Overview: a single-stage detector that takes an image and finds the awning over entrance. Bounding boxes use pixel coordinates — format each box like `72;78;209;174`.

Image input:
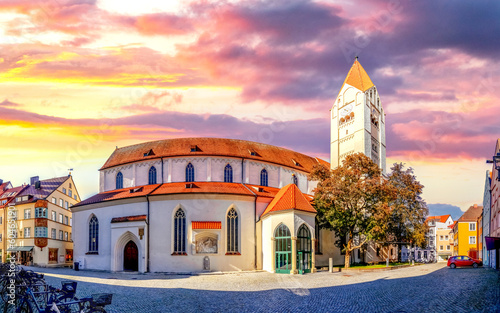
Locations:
7;246;34;252
485;236;500;250
192;221;221;229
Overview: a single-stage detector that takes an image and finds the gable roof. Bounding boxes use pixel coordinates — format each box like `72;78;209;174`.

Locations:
0;181;12;193
261;184;316;217
100;138;329;173
0;185;29;208
425;214;451;224
340;59;374;93
458;204;482;222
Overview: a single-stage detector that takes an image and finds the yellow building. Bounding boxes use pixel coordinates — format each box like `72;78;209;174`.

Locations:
1;175;80;266
436;228;453;260
453;204;482;257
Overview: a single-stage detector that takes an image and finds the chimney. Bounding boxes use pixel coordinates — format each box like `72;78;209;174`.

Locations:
30;176;39;185
473;204;478;208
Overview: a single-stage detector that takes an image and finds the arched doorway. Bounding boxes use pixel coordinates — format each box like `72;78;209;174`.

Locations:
297;224;312;274
275;224;291;274
123;240;138;271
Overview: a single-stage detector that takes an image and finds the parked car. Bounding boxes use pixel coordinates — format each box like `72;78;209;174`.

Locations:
447;256;482;268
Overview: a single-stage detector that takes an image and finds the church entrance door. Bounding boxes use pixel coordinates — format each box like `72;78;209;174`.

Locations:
123;240;138;271
297;225;312;274
275;224;291;274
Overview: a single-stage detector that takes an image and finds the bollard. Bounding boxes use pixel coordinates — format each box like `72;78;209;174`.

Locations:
329;258;333;273
412;260;414;265
386;257;389;267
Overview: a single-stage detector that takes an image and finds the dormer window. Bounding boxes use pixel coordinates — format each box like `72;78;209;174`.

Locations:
129;187;143;193
249;150;258;156
292;159;301;167
143;149;155;157
190;145;199;152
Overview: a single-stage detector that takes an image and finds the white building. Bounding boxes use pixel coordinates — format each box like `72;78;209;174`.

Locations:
331;57;386;173
72;138;322;273
72;59;387;273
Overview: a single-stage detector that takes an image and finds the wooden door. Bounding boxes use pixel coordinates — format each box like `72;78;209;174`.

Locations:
124;241;138;271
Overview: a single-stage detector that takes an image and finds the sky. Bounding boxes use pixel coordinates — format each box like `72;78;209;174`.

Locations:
0;0;498;215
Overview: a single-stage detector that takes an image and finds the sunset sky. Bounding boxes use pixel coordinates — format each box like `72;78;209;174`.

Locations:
1;0;498;215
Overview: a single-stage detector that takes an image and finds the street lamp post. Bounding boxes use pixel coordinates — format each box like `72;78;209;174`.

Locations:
486;152;500;181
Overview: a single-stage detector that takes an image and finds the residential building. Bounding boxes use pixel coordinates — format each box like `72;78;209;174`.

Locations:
482;170;491;266
436;227;454;261
0;181;28;262
487;139;500;269
453;204;482;257
1;175;80;266
413;215;454;262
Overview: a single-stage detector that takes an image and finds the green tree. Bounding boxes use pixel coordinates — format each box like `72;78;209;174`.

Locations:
310;153;392;268
385;163;428;261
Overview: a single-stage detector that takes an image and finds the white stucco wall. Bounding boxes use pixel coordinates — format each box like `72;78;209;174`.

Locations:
101;157;311;194
73;199;148;271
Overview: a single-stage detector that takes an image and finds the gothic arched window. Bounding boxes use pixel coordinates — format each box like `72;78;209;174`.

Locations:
185;163;195;182
116;172;123;189
226;208;238;253
260;169;268;187
88;215;99;253
224;164;233;183
173;208;186;254
148;166;157;185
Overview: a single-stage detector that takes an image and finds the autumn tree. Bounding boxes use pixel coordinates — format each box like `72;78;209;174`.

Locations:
310;153;393;268
385;163;428;261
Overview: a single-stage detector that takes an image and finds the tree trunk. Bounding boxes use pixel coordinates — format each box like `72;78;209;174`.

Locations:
344;238;352;268
397;243;402;263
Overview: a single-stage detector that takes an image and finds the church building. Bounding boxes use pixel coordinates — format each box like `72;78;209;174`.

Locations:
72;59;387;273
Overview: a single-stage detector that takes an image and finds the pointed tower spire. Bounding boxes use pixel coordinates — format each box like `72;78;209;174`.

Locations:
340;58;374;92
330;57;386;173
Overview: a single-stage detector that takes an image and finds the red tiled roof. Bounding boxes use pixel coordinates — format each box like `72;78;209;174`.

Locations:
73;184;161;207
425;214;451;224
261;184;316;217
100;138;329;173
192;221;221;229
151;182;254;197
0;181;11;192
111;215;147;223
449;221;457;229
74;182;315;211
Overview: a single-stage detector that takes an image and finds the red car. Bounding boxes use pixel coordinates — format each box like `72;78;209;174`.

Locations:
447;256;483;268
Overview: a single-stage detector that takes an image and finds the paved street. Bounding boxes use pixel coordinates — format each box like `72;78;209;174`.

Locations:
26;263;499;313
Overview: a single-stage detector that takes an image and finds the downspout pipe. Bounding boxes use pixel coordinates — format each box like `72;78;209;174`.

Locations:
241;160;258;270
146;183;163;273
146;194;150;273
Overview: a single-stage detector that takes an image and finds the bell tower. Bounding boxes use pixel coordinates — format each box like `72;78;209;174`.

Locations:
330;57;386;172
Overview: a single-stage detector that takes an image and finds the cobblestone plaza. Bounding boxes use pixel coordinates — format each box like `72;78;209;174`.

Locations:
24;263;499;312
